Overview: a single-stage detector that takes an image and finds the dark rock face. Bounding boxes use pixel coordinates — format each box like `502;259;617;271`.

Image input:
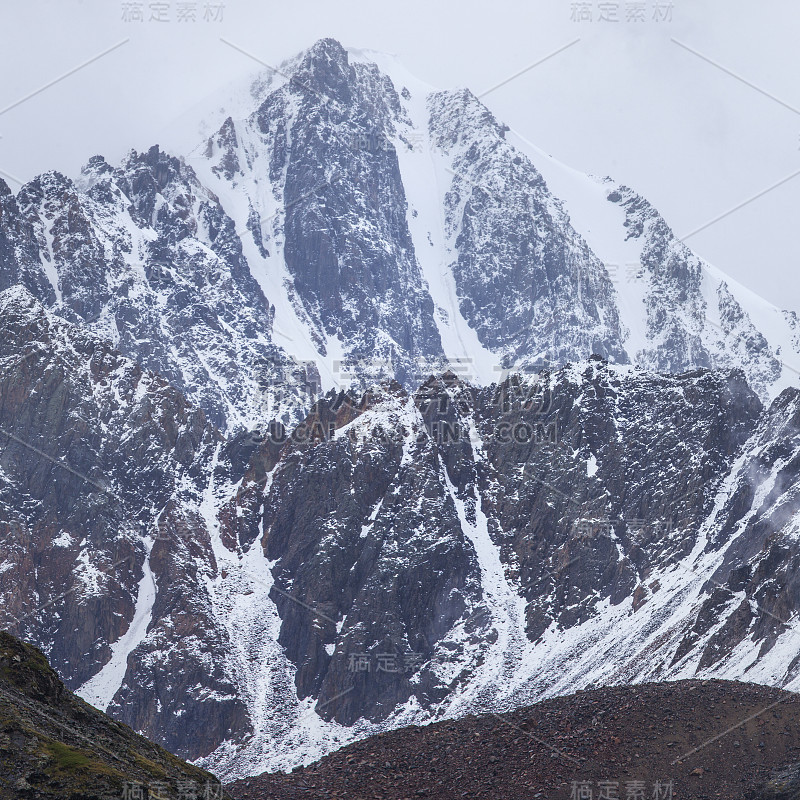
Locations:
471;362;760;640
673;385;800;679
0;178;51;303
429;90;627;367
0;630;229;800
261;384;481;725
206;38;447;388
0;287;248;760
17;169;113;322
251;361;765;731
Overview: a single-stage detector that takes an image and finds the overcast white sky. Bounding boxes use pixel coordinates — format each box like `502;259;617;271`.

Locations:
1;0;798;310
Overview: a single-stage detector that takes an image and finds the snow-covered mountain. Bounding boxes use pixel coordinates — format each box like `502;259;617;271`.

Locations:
2;37;800;781
191;37;798;404
2;37;798;433
1;150;319;433
3;286;800;779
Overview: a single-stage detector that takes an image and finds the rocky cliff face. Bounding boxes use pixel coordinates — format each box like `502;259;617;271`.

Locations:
605;184;783;397
0;286;247;759
429;88;627;368
0;181;51;304
1;149;316;434
5;287;800;779
201;38;447;392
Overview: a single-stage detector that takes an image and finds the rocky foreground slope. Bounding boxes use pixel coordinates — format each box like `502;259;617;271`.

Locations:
0;631;229;800
228;679;800;800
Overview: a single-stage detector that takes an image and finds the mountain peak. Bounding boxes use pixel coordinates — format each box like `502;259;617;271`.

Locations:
306;36;348;61
291;37;352;102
